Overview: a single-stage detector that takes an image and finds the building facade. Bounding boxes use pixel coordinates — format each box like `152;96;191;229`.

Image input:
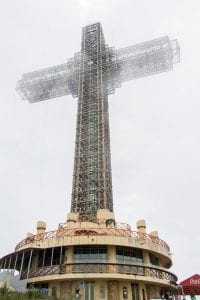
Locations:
0;212;177;299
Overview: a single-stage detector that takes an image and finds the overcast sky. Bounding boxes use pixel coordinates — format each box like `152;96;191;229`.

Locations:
0;0;199;286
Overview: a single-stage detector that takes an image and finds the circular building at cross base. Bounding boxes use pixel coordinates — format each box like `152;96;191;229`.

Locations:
0;209;178;300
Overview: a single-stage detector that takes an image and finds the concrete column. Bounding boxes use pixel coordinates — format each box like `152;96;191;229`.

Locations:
61;281;73;299
4;258;7;269
42;249;46;267
127;283;132;300
14;254;18;271
139;283;147;300
139;284;143;300
59;246;63;265
143;250;150;277
19;252;25;277
107;245;116;274
143;250;150;264
108;281;119;300
66;246;73;263
107;245;116;263
8;255;12;271
27;249;33;279
50;248;54;266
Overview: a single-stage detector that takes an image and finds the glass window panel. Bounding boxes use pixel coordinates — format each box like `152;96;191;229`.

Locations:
90;248;97;254
44;249;52;266
116;247;143;264
124;249;129;257
149;253;158;265
83;248;89;254
99;248;106;254
73;246;107;263
116;248;123;255
137;250;143;259
130;249;135;257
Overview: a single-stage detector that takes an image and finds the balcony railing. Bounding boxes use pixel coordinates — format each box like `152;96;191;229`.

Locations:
15;225;170;251
20;263;177;284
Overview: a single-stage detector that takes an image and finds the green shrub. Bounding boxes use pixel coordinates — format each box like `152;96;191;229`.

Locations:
0;287;46;300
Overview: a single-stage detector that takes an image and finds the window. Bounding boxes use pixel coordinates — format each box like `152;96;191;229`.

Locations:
74;246;107;263
131;284;139;300
52;247;64;265
44;249;52;266
149;253;159;266
116;247;143;264
37;250;44;267
37;247;65;267
123;287;128;299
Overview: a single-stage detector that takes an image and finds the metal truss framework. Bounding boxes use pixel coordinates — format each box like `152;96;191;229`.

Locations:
17;23;180;221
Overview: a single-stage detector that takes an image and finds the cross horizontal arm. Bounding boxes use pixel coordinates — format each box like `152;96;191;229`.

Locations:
108;36;180;91
16;55;81;103
16;35;180;101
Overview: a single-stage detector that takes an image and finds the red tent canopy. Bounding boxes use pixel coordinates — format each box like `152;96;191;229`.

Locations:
180;274;200;295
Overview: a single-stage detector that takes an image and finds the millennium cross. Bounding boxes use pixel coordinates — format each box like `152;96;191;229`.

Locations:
17;22;180;222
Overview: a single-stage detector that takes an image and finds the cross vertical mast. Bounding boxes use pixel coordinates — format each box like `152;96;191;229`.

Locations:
71;23;113;221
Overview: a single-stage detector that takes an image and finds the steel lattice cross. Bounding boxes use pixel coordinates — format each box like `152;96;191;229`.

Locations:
17;22;180;221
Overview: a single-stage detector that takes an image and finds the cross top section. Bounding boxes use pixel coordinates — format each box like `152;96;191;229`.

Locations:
17;23;180;221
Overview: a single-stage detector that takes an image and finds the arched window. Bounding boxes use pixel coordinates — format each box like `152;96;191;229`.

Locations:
123;287;128;299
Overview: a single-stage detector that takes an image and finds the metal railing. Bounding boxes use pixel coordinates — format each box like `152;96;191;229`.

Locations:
20;262;177;284
15;225;170;251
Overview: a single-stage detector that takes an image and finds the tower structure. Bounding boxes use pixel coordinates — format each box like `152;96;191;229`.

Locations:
0;23;180;299
71;24;113;220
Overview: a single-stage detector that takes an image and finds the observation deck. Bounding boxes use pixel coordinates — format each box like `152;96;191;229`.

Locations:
0;210;178;299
